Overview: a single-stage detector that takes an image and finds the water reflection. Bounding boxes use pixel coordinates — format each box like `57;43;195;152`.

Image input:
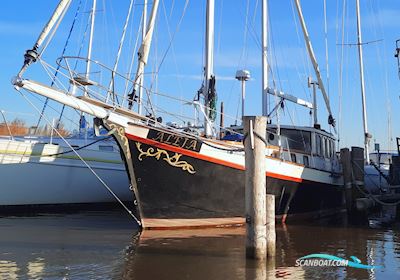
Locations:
0;260;19;279
0;211;399;279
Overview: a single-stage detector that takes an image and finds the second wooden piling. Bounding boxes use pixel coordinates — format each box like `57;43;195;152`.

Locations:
244;116;269;260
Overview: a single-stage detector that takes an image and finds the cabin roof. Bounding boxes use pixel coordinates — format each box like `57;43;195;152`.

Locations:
229;124;336;140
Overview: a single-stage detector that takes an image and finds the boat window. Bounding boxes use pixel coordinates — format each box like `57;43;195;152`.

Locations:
320;136;324;157
324;138;329;158
291;153;297;163
280;129;311;153
316;135;321;156
303;155;309;167
316;134;325;157
99;145;114;152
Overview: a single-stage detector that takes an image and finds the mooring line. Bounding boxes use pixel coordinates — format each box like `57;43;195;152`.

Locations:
15;88;142;227
351;159;400;207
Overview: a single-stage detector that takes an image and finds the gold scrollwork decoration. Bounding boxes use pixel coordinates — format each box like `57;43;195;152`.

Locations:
135;142;196;174
108;123;130;159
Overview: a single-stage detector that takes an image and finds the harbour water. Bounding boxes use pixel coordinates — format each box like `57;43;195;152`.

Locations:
0;210;399;279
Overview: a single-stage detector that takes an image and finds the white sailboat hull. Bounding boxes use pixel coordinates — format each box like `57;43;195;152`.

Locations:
0;137;132;207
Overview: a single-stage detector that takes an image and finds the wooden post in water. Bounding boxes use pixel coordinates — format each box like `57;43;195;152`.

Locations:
389;156;400;186
350;147;369;222
340;148;353;212
351;146;365;197
266;193;276;257
244;116;270;259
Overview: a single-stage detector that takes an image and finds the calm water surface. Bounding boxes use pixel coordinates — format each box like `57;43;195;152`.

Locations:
0;210;399;279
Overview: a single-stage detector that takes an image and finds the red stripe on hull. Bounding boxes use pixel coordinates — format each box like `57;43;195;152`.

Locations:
125;132;306;184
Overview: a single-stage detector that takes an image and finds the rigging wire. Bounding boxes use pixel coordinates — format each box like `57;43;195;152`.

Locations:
238;0;250;68
35;0;83;132
155;0;190;74
368;0;393;151
337;0;346;149
160;0;186;118
23;90;80;129
323;0;330;100
216;0;224;55
142;0;190;120
223;0;254;119
106;0;136;104
15;88;142;226
236;0;251;121
289;0;312;101
268;7;284;131
231;0;253;123
123;11;143;104
169;0;175;18
41;53;244;128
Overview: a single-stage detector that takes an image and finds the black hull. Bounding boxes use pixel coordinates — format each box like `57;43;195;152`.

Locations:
127;139;345;221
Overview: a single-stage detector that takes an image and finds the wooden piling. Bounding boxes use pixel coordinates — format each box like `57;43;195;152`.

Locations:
244;116;269;260
340;148;352;212
266;193;276;257
389;156;400;186
348;146;368;223
351;146;365;198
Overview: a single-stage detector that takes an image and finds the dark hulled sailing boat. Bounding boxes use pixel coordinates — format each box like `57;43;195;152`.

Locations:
13;0;344;226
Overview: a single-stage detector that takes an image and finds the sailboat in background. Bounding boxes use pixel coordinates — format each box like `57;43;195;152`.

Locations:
12;0;344;226
0;0;134;210
0;130;131;208
350;0;392;194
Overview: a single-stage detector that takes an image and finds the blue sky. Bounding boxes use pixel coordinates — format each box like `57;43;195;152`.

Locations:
0;0;399;151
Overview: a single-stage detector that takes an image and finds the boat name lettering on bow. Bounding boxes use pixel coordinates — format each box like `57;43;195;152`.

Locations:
148;130;201;152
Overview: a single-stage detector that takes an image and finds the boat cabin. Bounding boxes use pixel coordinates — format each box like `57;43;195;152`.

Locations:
226;124;339;172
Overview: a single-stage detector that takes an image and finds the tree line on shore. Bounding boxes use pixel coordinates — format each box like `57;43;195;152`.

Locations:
0;118;69;137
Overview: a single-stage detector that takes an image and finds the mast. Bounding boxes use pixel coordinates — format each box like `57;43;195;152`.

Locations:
356;0;370;163
203;0;215;137
138;0;148;115
293;0;336;131
130;0;160;111
308;77;319;127
106;0;135;104
84;0;97;93
18;0;72;77
261;0;268;116
395;39;400;79
79;0;97;138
